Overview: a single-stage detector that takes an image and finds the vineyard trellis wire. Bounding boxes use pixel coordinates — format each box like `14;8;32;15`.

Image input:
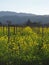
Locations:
0;20;48;43
0;23;45;43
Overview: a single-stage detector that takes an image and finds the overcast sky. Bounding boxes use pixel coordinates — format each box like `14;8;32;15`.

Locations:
0;0;49;15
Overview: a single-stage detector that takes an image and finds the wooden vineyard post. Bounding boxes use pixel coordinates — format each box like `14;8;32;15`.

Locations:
7;21;11;43
42;25;44;46
3;25;4;35
13;25;16;42
0;22;2;36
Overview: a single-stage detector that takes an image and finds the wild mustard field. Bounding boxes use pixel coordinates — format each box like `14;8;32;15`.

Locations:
0;26;49;65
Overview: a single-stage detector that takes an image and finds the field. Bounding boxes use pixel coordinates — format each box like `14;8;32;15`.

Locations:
0;26;49;65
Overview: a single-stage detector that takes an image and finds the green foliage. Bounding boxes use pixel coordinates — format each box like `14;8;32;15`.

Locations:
0;26;49;65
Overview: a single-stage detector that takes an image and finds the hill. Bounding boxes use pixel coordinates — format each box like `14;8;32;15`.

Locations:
0;11;49;25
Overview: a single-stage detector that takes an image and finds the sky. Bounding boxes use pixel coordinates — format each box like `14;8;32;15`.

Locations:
0;0;49;15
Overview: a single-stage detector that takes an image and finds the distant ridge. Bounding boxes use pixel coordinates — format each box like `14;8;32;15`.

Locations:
0;11;49;25
0;11;35;17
